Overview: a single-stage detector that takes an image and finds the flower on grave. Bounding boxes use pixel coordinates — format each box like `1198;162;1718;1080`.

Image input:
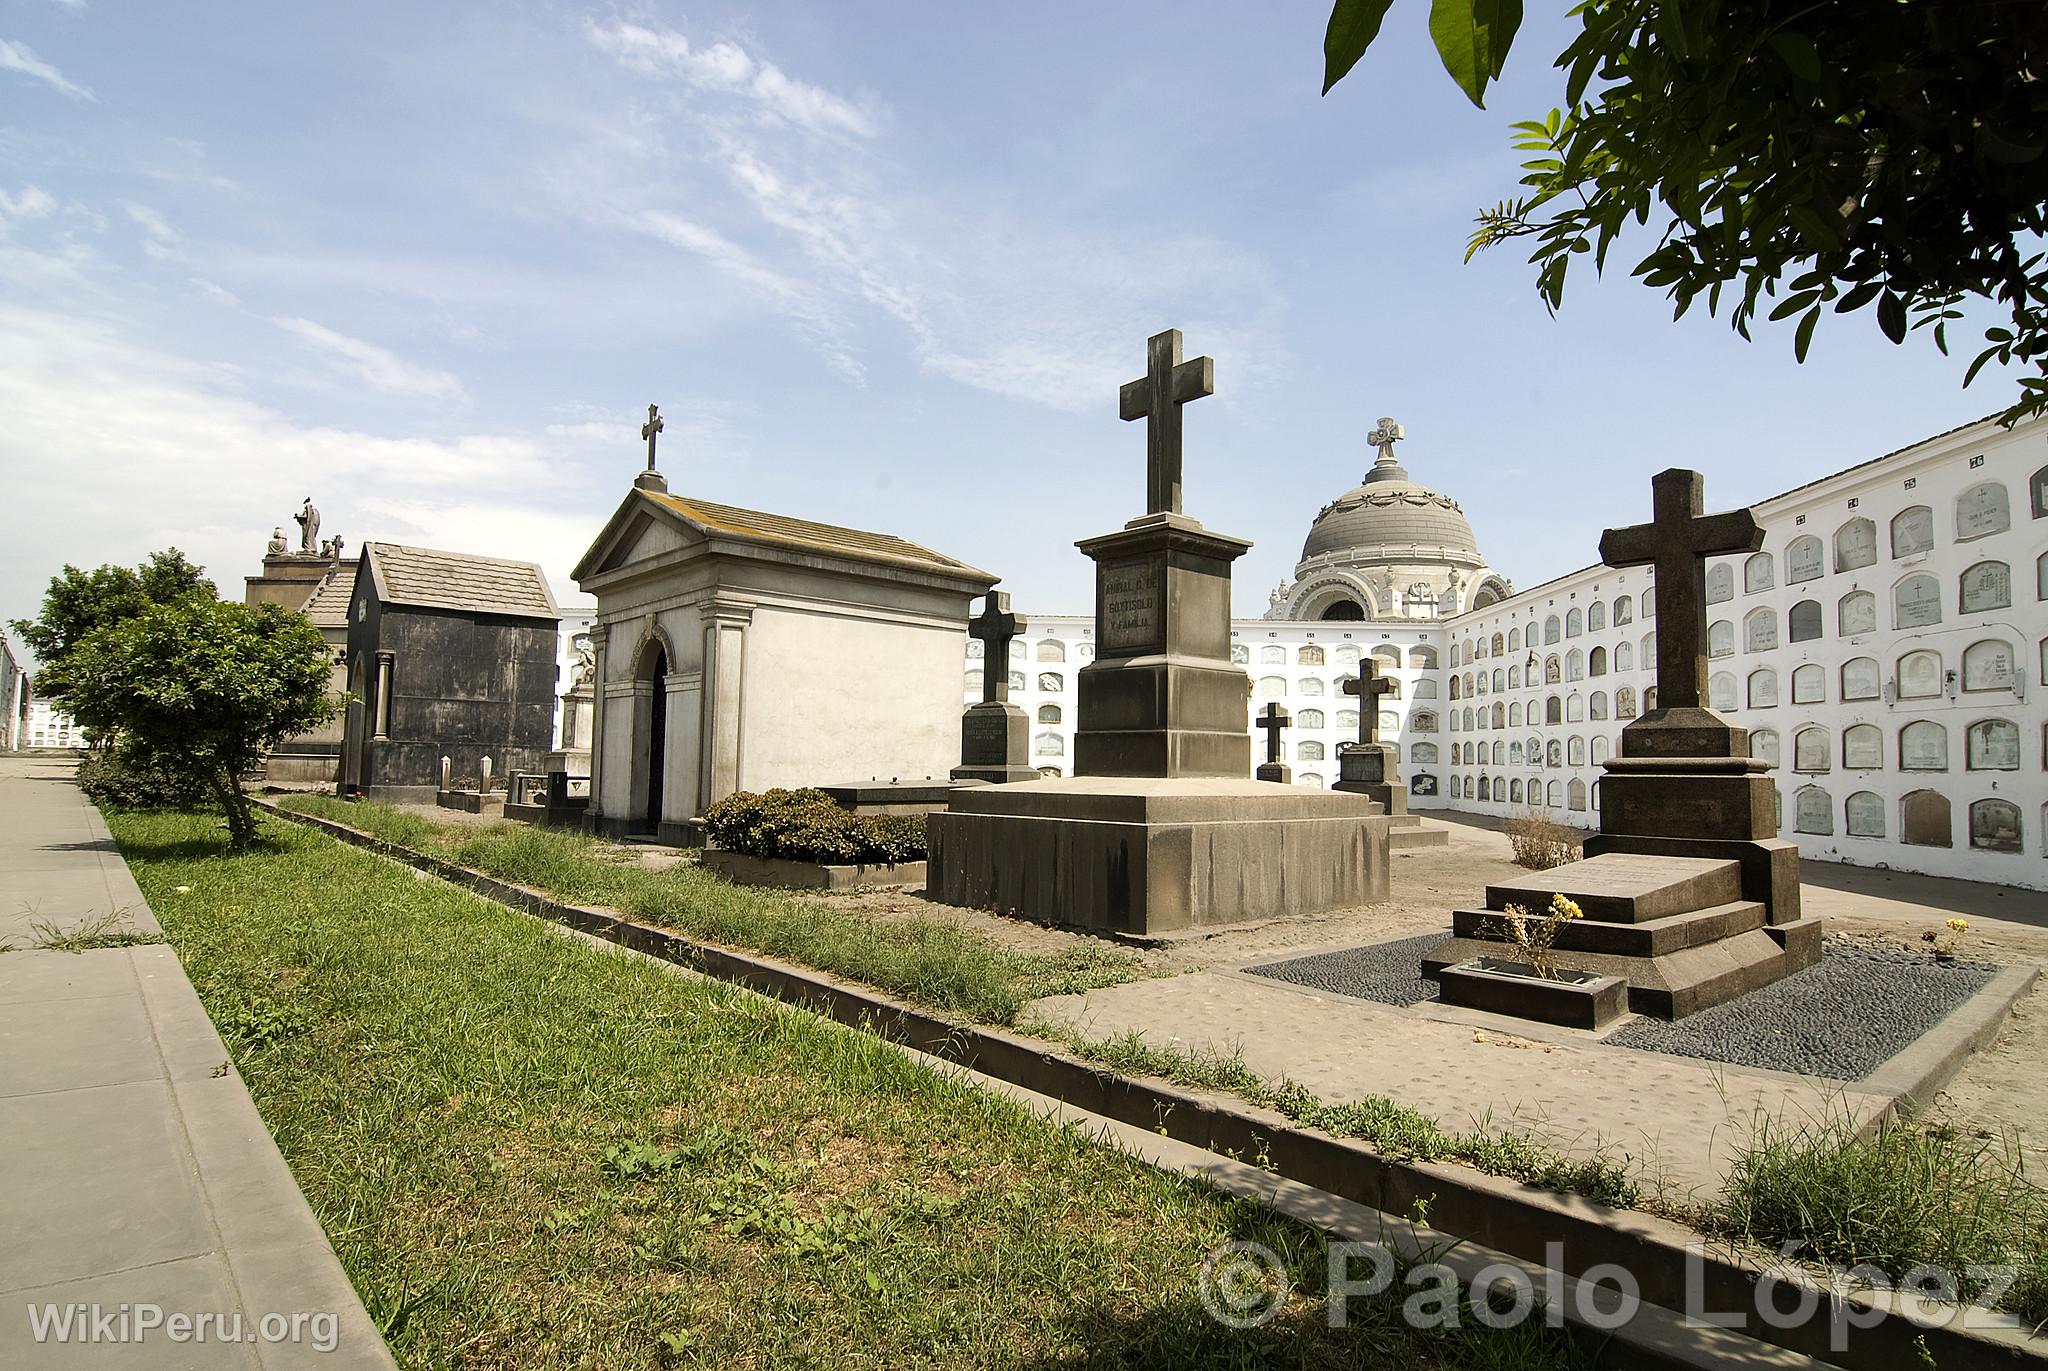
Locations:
1921;931;1938;942
1552;895;1584;921
1946;918;1969;934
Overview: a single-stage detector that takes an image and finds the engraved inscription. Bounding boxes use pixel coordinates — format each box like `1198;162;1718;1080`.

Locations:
1100;561;1160;651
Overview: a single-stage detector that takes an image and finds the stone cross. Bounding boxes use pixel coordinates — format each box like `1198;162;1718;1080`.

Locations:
1256;701;1291;766
1118;328;1214;516
1340;658;1395;745
1368;416;1405;466
969;593;1026;704
1598;468;1764;711
641;403;664;473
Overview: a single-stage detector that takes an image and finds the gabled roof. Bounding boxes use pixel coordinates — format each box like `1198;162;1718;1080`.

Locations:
573;488;996;587
360;542;560;621
299;564;358;628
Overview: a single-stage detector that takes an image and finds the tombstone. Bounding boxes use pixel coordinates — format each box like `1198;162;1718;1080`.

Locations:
1426;469;1822;1022
479;755;494;793
1787;536;1824;583
1891;505;1934;557
1899;651;1944;699
1794;786;1833;835
440;755;452;793
1955;481;2010;540
1963;641;2015;691
1834;519;1876;572
927;328;1391;933
1844;791;1884;837
1970;799;2022;853
1900;721;1948;771
1841;658;1880;700
1901;790;1953;847
1895;575;1943;628
1330;657;1442;845
1254;702;1292;783
1839;592;1877;637
1961;561;2011;614
1968;720;2019;771
952;593;1040;784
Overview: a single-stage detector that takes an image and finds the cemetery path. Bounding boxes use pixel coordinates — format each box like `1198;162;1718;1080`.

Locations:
1027;968;1892;1206
0;755;392;1371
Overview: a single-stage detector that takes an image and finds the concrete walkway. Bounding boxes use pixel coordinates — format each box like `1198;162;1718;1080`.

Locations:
0;755;393;1370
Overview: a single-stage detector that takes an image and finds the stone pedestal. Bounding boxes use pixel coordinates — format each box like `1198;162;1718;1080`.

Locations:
1073;513;1252;778
951;701;1039;784
1333;742;1448;849
927;778;1390;936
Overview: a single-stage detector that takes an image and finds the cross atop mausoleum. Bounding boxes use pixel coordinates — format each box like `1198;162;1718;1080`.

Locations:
1256;701;1291;767
969;593;1026;704
1340;657;1395;745
1118;329;1214;516
1598;468;1763;712
641;404;664;470
1368;417;1404;466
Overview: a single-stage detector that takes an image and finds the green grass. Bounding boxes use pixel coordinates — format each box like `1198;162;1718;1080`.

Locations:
114;807;1599;1370
1063;1031;1643;1209
1714;1112;2048;1324
276;795;1136;1026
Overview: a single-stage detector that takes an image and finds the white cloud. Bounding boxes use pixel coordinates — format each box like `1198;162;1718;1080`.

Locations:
121;200;181;260
0;184;57;232
271;316;468;402
0;38;93;100
583;20;877;139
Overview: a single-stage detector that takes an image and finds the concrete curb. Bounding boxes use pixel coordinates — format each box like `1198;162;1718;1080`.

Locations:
1862;964;2039;1109
259;799;2047;1371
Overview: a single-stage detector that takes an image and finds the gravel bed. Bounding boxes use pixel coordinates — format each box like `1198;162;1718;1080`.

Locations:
1608;944;2001;1081
1244;936;2001;1081
1245;932;1446;1007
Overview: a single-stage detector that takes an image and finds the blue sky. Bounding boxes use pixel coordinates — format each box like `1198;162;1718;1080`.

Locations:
0;1;2015;658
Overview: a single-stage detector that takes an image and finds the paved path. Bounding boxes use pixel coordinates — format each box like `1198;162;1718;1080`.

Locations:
0;755;393;1370
1032;970;1891;1206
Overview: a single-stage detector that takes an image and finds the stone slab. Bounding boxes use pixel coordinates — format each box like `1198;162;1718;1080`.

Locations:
1596;771;1777;841
1436;960;1628;1029
434;789;504;815
1583;832;1804;926
1424;926;1801;1020
699;849;926;891
1453;900;1766;958
1484;853;1741;923
928;779;1389;935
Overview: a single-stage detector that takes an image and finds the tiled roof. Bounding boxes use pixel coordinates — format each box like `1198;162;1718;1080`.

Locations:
298;565;357;628
645;492;982;574
362;543;559;620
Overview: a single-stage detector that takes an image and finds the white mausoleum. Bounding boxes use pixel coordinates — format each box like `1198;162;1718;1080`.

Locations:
978;415;2048;889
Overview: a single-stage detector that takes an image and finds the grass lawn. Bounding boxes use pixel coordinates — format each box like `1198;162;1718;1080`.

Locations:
114;807;1596;1370
276;794;1136;1027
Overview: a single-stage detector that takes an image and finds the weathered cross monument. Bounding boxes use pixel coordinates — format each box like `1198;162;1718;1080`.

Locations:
1332;657;1447;849
928;329;1390;934
953;592;1039;784
1255;703;1292;784
1425;469;1821;1019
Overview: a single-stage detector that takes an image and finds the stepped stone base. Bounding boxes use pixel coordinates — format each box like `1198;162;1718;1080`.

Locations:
1387;815;1450;850
1423;853;1822;1020
927;776;1390;936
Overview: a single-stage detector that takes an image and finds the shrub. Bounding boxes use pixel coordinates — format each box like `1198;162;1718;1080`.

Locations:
1505;809;1578;870
76;752;212;809
702;789;927;865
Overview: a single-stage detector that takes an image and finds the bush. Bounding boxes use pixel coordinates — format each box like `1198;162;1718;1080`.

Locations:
702;789;926;865
1505;809;1578;870
77;752;213;809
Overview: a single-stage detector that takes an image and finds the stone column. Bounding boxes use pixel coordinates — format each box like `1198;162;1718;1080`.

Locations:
585;623;609;823
372;651;394;738
699;601;752;812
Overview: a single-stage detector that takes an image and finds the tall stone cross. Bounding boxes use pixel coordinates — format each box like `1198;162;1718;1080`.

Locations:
969;593;1026;704
1118;328;1214;516
641;403;664;473
1341;657;1395;745
1256;701;1291;766
1598;468;1764;712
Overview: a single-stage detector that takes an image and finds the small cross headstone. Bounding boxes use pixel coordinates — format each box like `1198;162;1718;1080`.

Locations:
1118;329;1214;516
1256;702;1291;765
479;755;493;793
1599;469;1764;712
1340;658;1395;746
968;593;1026;703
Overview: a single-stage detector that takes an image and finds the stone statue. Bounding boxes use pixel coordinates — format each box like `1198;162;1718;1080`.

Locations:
1267;583;1286;614
569;642;596;692
295;498;321;553
266;527;288;556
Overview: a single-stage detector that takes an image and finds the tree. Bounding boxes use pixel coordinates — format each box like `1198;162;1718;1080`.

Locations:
10;550;216;701
61;597;335;850
1323;0;2048;421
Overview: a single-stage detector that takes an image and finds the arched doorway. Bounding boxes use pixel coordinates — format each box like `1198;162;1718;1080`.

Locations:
1319;600;1366;621
640;646;667;833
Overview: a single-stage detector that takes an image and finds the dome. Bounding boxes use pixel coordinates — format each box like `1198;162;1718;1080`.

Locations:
1299;427;1479;564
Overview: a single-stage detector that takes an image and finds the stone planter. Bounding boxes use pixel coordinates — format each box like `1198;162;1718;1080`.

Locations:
699;849;927;892
1435;956;1628;1030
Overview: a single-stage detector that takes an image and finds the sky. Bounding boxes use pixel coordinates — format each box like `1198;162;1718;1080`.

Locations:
0;1;2019;663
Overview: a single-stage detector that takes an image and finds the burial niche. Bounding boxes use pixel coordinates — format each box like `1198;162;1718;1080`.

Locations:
1901;789;1953;847
1970;799;2022;854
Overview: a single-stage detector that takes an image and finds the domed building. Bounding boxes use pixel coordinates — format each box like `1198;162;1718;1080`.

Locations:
1265;419;1511;621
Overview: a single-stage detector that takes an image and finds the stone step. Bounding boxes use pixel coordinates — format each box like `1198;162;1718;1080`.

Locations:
1451;900;1766;959
1389;823;1450;850
1484;853;1742;924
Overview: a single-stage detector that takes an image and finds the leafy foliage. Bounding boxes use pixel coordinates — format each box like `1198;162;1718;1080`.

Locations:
10;549;214;701
75;752;214;809
65;596;335;849
702;788;926;865
1324;0;2048;420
